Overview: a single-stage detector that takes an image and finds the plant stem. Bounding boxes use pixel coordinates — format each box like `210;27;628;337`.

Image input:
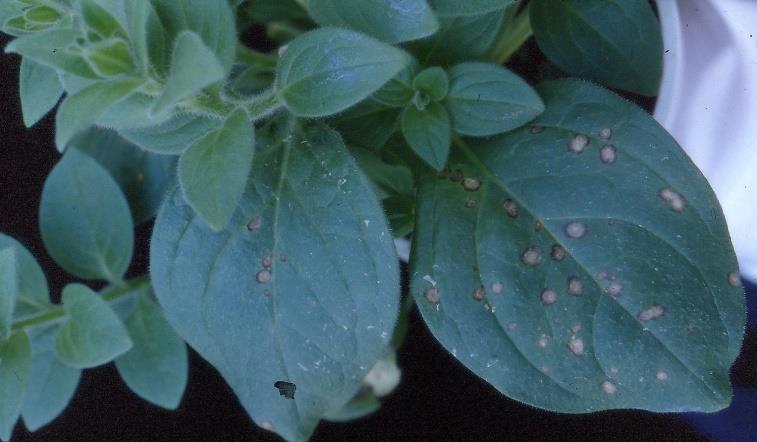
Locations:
244;88;285;121
11;275;151;332
236;44;277;71
486;2;534;65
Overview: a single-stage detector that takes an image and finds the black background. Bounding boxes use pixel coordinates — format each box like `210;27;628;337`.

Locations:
1;29;755;442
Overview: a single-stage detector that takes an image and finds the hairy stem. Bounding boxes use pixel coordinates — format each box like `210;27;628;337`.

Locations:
11;275;151;332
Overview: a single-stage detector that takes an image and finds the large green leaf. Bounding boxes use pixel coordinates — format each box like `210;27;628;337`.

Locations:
55;78;143;150
429;0;514;16
40;149;134;283
5;29;98;79
0;331;31;441
70;127;177;224
330;100;400;151
55;283;133;369
115;294;188;410
178;109;255;231
410;79;745;413
0;235;49;319
307;0;439;44
275;27;410;117
413;8;505;65
151;122;400;441
445;62;544;136
19;58;63;128
401;102;451;171
530;0;663;96
21;326;81;432
119;113;222;155
150;0;237;73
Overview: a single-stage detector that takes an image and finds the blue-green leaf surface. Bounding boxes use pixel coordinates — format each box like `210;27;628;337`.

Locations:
151;122;399;441
401;102;450;171
429;0;514;16
70;127;177;224
19;58;63;128
530;0;663;96
307;0;439;44
5;29;98;79
178;109;255;231
40;149;134;283
115;294;188;410
275;28;410;117
120;113;222;155
414;8;505;65
410;79;745;413
0;235;49;319
0;331;31;441
55;284;133;368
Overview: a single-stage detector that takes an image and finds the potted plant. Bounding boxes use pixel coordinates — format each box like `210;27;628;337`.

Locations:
0;1;748;440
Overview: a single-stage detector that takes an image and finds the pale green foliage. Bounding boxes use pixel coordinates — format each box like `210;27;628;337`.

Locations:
401;102;450;170
0;249;17;340
0;332;31;442
19;58;63;127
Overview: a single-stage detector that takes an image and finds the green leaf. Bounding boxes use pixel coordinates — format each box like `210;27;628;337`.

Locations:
40;149;134;283
410;79;745;413
5;29;99;79
349;146;414;198
413;8;505;65
95;92;171;131
530;0;663;96
119;113;222;154
151;0;237;73
21;325;81;432
115;295;188;409
330;100;400;151
83;38;135;77
324;388;381;422
0;331;31;441
70;127;178;224
413;66;448;102
370;61;417;108
55;78;143;150
307;0;439;44
19;58;63;128
243;0;310;23
0;248;17;340
151;122;400;441
275;27;411;117
401;102;451;170
151;31;227;116
55;283;133;369
429;0;514;16
80;0;126;38
445;62;544;136
0;234;49;319
178;109;255;231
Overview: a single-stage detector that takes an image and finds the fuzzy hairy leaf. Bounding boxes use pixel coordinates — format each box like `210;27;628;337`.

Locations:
151;122;399;441
70;127;177;224
530;0;663;96
411;79;745;413
178;109;255;231
55;284;133;369
0;248;17;340
276;27;410;117
401;102;450;171
19;58;63;128
116;295;188;410
414;8;505;65
21;325;81;432
40;149;134;283
0;331;31;441
0;235;49;319
5;29;98;79
307;0;439;44
445;62;544;136
120;113;222;155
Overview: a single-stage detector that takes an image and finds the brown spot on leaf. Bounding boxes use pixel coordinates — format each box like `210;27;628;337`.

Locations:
472;286;486;301
257;269;272;284
569;134;589;153
551;244;566;261
425;287;440;304
540;289;557;305
521;247;542;266
567;277;583;296
247;215;262;231
638;305;665;322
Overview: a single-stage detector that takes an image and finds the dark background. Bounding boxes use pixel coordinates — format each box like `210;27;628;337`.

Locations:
2;29;756;442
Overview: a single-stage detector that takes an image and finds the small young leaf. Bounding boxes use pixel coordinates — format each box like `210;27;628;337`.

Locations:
40;149;134;283
413;67;448;102
115;295;188;410
307;0;439;44
411;79;745;413
151;31;227;115
151;122;399;441
55;78;143;150
120;113;222;155
275;27;411;117
21;325;81;432
124;0;165;75
0;248;17;340
178;109;255;231
370;61;417;108
80;0;126;38
324;389;381;422
70;127;177;224
0;234;49;319
530;0;663;96
24;6;61;24
55;284;133;369
0;331;31;441
5;29;99;79
83;38;135;77
445;62;544;136
401;102;451;170
429;0;514;16
19;58;63;128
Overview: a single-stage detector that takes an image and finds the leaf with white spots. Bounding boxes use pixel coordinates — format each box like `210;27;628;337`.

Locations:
410;79;745;413
151;121;400;441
